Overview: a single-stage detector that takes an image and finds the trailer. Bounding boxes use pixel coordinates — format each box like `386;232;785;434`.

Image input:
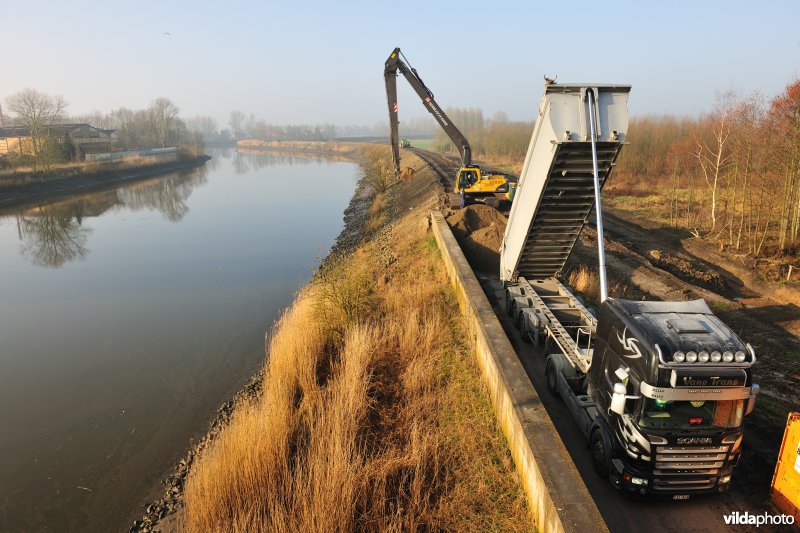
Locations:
501;83;759;497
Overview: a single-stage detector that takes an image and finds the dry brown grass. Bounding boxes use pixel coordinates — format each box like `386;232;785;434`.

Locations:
183;158;530;531
567;265;599;306
365;193;387;234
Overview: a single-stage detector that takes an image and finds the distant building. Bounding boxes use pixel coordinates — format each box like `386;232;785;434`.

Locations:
0;124;117;157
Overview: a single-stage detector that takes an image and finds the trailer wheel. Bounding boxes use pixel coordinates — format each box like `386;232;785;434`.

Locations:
506;298;516;318
514;310;525;329
545;357;560;397
590;429;612;479
520;323;533;344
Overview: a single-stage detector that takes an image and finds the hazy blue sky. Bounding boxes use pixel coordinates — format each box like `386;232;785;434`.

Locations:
3;0;799;127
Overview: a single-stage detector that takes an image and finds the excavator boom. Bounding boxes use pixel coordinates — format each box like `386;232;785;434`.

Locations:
384;47;471;174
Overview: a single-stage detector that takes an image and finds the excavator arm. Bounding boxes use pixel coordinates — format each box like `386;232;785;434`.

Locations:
384;47;472;174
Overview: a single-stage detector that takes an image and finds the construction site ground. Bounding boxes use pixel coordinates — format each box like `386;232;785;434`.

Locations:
410;147;799;532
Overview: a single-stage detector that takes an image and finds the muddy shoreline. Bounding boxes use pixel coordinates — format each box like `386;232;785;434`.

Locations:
130;158;373;533
0;156;211;212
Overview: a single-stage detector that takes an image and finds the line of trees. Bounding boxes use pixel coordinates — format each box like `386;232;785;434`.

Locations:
227;110;336;142
432;108;532;161
613;80;800;257
72;97;193;150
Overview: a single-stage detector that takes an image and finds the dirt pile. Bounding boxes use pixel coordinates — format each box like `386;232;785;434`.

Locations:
447;205;508;273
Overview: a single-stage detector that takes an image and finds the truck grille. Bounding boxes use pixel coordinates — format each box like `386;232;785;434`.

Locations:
652;445;729;491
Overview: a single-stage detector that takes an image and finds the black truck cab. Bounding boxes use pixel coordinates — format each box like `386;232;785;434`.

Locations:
586;298;758;496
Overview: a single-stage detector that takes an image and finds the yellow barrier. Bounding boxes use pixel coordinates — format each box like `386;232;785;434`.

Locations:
771;412;800;522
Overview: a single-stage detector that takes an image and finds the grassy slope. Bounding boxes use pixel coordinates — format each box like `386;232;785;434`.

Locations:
182;150;530;531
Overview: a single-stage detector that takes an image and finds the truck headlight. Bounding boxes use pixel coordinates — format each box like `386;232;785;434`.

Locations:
723;351;734;362
698;351;710;363
735;351;746;362
631;476;648;486
710;351;722;362
686;351;698;363
673;351;685;363
720;475;731;484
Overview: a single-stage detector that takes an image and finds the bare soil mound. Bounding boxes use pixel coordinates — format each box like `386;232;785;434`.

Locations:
647;249;729;294
447;205;507;273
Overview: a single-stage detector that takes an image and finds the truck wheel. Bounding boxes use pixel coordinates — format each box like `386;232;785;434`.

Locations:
545;357;560;397
590;429;612;479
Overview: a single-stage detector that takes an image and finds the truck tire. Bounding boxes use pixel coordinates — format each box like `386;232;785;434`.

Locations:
590;428;612;479
545;357;560;397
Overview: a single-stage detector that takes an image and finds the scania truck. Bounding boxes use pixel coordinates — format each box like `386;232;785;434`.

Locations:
502;83;759;497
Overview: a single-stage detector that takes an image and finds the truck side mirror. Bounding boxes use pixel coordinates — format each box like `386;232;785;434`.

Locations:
610;383;627;416
745;383;760;415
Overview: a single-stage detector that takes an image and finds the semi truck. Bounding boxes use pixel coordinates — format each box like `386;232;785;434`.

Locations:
501;83;759;497
384;47;509;209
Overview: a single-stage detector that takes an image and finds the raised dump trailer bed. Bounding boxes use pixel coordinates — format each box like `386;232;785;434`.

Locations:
500;82;759;498
501;84;631;283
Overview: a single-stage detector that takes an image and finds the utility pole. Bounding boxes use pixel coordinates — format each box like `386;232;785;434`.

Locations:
0;103;5;127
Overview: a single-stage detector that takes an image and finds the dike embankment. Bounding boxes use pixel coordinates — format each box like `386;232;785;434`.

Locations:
0;155;211;211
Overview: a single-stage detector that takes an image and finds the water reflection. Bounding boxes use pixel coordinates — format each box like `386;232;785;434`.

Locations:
10;167;209;268
232;149;356;175
18;208;92;268
116;167;208;221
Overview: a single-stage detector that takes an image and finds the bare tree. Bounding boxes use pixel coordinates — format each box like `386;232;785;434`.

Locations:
693;102;732;232
5;88;68;156
148;97;180;148
229;111;245;138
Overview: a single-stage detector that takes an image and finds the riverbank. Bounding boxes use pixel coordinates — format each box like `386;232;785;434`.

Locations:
236;139;364;160
0;155;211;212
133;148;531;531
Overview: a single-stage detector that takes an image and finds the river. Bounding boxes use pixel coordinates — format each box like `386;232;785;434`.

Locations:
0;149;358;531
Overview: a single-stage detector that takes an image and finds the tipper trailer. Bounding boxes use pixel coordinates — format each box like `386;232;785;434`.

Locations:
501;83;759;497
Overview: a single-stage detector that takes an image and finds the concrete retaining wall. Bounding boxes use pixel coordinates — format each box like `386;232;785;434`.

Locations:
430;210;606;533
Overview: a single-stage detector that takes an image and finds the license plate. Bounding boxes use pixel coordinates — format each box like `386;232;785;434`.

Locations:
673;495;690;500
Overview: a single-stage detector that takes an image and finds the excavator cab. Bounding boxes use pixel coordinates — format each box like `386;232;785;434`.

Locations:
457;167;479;190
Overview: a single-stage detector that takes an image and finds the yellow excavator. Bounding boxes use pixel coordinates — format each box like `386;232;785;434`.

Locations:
384;47;511;209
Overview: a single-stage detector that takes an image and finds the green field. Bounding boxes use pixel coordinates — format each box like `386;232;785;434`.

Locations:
408;138;435;150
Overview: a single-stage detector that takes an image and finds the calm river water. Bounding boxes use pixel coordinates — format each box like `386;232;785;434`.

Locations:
0;149;357;531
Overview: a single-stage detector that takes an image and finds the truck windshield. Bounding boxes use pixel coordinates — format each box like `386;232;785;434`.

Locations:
639;399;744;430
